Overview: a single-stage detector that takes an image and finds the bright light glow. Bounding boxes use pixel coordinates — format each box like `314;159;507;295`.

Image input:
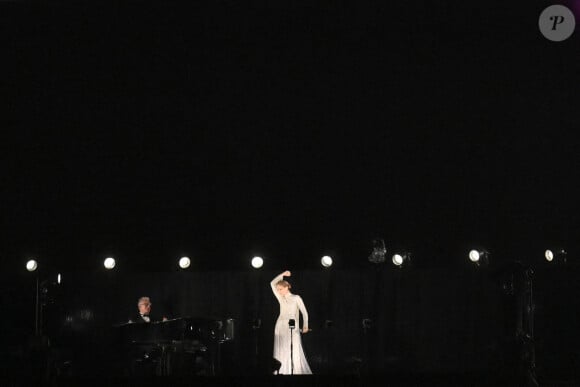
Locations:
26;259;38;272
179;256;191;269
104;257;116;270
57;273;61;284
545;248;567;263
392;254;404;266
321;255;333;267
251;256;264;269
469;250;481;262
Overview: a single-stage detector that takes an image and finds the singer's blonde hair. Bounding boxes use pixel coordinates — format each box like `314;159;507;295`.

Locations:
276;280;291;289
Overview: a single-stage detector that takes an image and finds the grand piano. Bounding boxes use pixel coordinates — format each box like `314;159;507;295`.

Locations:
115;317;235;376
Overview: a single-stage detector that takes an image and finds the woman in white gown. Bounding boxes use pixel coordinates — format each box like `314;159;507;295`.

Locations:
270;270;312;375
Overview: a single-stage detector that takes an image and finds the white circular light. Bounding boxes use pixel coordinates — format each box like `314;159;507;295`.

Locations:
469;250;480;262
104;257;116;270
26;259;38;272
545;249;554;262
392;254;404;266
321;255;333;268
179;256;191;269
251;256;264;269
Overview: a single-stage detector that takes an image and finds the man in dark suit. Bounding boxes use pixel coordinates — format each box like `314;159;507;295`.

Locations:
126;296;163;375
130;296;166;323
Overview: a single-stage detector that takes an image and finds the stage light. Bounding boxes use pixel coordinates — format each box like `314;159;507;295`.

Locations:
469;250;480;262
362;318;373;330
321;255;333;268
103;257;116;270
392;252;411;267
26;259;38;272
57;273;61;284
545;248;567;263
468;249;489;266
368;238;387;264
391;251;411;268
178;256;191;269
251;256;263;269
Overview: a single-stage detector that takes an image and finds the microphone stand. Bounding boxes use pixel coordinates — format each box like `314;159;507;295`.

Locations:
289;319;295;375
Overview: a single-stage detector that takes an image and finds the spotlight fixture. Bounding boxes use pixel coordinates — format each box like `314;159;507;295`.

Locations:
368;238;387;264
251;256;264;269
321;255;333;268
362;318;373;330
178;256;191;269
26;259;38;272
103;257;116;270
392;252;411;267
468;249;489;266
544;248;567;264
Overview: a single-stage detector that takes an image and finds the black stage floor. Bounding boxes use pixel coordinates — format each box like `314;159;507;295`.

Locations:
2;373;576;387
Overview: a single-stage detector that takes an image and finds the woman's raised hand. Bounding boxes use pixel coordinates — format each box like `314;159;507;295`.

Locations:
283;270;291;277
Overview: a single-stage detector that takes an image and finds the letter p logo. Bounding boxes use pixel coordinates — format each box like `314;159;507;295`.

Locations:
550;15;566;30
539;5;576;41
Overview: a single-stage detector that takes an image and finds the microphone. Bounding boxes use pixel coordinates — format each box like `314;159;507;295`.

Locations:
288;319;295;329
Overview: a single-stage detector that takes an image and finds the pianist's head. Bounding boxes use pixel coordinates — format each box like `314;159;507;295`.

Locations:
137;296;152;316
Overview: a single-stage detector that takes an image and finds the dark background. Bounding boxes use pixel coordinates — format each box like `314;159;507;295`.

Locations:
1;0;579;383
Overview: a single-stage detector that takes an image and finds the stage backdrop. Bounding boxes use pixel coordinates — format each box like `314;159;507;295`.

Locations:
6;264;579;379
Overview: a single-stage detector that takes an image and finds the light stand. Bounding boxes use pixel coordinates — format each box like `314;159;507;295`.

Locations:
33;276;51;338
362;318;372;375
519;267;538;387
35;274;40;336
252;318;261;359
37;277;58;338
29;272;55;382
289;318;295;375
500;262;538;387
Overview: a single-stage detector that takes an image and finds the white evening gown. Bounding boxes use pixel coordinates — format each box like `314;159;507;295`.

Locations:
270;274;312;375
